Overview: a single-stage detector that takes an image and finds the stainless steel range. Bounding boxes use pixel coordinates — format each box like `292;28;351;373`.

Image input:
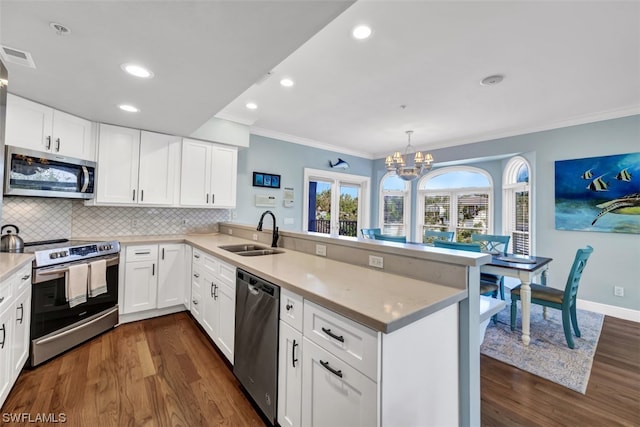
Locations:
26;239;120;366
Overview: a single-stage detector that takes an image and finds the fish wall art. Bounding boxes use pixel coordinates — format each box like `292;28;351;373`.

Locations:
329;158;350;169
555;152;640;234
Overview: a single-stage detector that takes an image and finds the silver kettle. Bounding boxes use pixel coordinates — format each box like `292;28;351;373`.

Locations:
0;224;24;253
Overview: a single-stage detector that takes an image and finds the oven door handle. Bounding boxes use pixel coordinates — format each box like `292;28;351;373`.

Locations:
35;307;118;345
34;255;120;283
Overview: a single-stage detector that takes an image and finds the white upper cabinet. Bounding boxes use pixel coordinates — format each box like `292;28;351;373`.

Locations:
95;125;181;206
96;124;141;204
6;94;95;160
138;131;181;205
180;138;237;208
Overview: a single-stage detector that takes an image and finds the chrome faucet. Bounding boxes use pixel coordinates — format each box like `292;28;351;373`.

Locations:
257;210;279;248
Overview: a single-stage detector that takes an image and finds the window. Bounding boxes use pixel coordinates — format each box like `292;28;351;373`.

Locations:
379;173;410;236
503;156;532;255
303;168;370;237
417;167;493;243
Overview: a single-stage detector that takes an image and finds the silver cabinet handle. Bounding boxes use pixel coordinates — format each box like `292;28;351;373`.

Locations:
56;138;61;152
162;248;165;260
152;263;155;276
132;189;136;201
206;193;209;203
135;251;151;255
141;189;144;202
46;136;52;150
212;194;215;204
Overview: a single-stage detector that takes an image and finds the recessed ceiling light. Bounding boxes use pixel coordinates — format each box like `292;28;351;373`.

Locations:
280;78;294;87
121;63;154;79
119;104;139;113
246;102;258;110
352;25;372;40
480;75;504;86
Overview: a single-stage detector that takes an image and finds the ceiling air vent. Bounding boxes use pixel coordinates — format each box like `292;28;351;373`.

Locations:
0;45;36;69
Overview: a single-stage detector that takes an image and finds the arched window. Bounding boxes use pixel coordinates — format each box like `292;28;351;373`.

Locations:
503;156;532;255
379;172;410;236
417;166;493;243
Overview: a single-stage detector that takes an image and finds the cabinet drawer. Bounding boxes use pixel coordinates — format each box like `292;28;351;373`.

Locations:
280;288;303;332
126;245;158;262
13;263;32;294
301;337;377;427
303;300;378;380
193;248;203;265
218;260;235;288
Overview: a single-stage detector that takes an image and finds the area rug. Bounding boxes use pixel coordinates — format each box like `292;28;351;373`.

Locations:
480;304;604;394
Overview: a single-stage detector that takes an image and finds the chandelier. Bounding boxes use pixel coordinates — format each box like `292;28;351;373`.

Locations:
385;130;434;181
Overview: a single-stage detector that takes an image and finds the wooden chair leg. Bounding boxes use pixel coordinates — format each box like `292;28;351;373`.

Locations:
562;309;575;349
510;299;517;331
499;277;505;300
570;304;581;337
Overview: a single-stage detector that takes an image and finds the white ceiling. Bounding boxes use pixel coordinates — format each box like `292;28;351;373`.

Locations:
2;1;639;160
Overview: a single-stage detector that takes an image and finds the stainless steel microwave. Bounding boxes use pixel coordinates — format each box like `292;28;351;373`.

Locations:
4;146;96;199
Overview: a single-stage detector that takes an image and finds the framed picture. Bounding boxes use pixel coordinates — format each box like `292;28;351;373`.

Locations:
555;152;640;234
253;172;281;189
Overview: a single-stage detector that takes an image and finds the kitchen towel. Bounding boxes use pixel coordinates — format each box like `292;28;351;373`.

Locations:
89;259;107;297
66;263;88;308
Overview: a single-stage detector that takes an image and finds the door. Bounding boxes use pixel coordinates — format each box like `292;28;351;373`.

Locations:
210;145;237;208
338;183;361;237
52;109;94;160
157;244;185;309
138;131;181;205
278;322;303;427
0;306;14;405
96;124;141;204
215;281;235;363
5;93;53;152
123;261;158;313
200;269;217;338
180;138;211;207
307;179;333;234
301;338;377;427
11;288;31;378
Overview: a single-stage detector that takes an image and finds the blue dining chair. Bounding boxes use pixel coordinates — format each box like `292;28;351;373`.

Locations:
433;240;500;298
360;228;381;239
373;233;407;243
471;234;511;300
510;246;594;349
424;230;455;243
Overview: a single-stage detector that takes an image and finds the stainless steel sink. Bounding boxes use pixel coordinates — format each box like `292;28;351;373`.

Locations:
219;244;284;256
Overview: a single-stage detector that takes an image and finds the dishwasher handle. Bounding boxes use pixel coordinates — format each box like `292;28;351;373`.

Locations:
247;283;260;296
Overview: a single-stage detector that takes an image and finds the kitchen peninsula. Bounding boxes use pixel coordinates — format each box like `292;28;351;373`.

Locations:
101;223;490;426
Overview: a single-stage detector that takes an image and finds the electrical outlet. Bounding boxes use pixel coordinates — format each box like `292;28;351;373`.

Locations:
369;255;384;268
316;244;327;256
253;233;258;241
614;286;624;297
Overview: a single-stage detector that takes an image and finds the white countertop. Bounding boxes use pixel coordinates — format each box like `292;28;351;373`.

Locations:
0;253;34;281
87;233;467;333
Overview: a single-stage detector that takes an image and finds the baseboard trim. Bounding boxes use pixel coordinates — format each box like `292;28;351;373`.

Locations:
118;305;187;324
577;299;640;323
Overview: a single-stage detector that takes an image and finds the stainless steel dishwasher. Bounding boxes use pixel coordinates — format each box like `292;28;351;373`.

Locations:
234;269;280;425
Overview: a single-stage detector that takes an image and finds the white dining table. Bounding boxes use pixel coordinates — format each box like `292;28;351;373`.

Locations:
481;254;553;345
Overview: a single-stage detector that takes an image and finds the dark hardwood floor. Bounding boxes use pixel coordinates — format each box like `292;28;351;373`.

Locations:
1;313;638;426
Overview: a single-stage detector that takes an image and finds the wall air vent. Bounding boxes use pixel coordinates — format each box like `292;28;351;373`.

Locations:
0;45;36;69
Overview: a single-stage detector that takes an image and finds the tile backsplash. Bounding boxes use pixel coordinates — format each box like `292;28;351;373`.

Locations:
2;197;229;242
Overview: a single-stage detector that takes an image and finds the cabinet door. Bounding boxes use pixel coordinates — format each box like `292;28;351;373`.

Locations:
210;145;237;208
301;338;377;427
124;260;158;314
0;306;15;406
96;124;141;204
5;93;53;152
200;269;217;338
180;138;211;207
214;282;235;363
278;322;303;427
11;288;31;379
138;131;181;205
157;244;185;309
52;109;94;160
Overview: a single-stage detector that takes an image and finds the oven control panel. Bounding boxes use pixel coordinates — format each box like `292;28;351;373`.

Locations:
34;241;120;268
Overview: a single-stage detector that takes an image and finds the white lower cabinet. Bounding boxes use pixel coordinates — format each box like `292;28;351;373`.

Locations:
157;244;186;308
278;322;303;427
191;249;236;363
301;337;377;427
123;244;187;314
0;261;32;408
